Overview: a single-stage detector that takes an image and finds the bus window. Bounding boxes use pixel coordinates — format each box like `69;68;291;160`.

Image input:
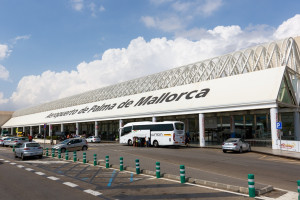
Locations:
121;126;132;136
175;123;184;130
151;124;173;131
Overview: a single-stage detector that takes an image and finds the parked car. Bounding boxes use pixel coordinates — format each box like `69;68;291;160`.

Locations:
0;137;9;146
8;137;29;147
2;137;14;147
15;142;43;160
52;138;88;153
86;136;101;143
222;138;251;153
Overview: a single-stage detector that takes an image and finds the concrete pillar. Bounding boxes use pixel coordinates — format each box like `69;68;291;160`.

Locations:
61;124;64;132
270;107;279;149
95;121;99;137
119;119;123;140
199;113;205;147
30;126;33;136
294;111;300;140
23;126;25;133
39;125;41;134
10;127;12;135
76;122;79;136
152;116;156;122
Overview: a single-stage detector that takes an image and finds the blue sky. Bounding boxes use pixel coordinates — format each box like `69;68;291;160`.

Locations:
0;0;300;111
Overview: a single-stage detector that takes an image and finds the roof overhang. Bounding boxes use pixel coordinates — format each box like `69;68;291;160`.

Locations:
2;66;286;128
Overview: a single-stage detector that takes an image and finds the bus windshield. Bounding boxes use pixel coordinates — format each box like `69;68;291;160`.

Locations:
175;123;184;130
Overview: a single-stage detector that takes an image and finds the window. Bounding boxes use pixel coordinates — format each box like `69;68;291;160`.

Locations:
27;143;40;147
121;126;132;136
175;123;184;130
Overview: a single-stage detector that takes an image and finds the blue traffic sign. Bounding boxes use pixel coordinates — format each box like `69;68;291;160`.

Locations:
276;122;282;129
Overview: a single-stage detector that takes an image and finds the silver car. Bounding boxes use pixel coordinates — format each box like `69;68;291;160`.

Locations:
86;136;101;143
52;138;88;153
15;142;43;160
2;137;14;147
8;137;29;147
222;138;251;153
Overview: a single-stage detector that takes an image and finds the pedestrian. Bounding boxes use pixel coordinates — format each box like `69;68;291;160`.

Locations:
28;135;33;142
185;133;190;147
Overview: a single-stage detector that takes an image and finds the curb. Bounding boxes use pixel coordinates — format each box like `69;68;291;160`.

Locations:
45;154;273;196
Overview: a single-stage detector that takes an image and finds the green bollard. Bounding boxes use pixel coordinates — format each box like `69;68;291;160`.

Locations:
83;152;86;164
65;150;69;160
120;157;124;171
248;174;255;198
297;180;300;200
52;148;55;158
46;148;48;156
58;149;61;159
180;165;185;183
106;156;109;168
13;145;15;152
93;154;97;166
136;159;140;174
73;151;77;162
156;162;160;178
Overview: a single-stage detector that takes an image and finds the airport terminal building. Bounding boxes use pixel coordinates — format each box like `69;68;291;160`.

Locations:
2;37;300;151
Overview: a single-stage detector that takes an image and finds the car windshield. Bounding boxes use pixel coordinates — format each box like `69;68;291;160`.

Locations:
226;138;238;142
60;139;71;144
226;139;238;143
26;143;40;147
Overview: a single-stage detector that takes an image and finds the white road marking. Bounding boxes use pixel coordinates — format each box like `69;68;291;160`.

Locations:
4;160;10;162
22;160;69;164
0;159;4;160
10;162;16;165
35;172;45;175
84;189;102;196
47;176;60;181
63;182;78;188
17;165;24;168
25;168;34;171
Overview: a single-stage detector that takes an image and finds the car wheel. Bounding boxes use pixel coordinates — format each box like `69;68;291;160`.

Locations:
223;150;227;153
39;155;43;159
248;145;251;152
61;148;66;153
82;146;88;151
21;154;25;160
128;140;132;146
239;147;243;153
14;152;18;158
153;140;159;148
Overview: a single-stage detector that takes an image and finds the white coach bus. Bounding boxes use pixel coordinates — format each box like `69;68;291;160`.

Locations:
119;121;185;147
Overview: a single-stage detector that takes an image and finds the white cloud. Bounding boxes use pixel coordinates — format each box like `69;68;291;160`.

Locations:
0;92;8;105
70;0;84;11
0;44;10;60
141;16;185;32
70;0;105;16
3;15;300;110
274;14;300;39
13;35;31;44
142;0;223;33
0;65;9;81
198;0;223;16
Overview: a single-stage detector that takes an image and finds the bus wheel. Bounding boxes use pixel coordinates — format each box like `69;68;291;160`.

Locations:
153;141;159;148
128;140;133;146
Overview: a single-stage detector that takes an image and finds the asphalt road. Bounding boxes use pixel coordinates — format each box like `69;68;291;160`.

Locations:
0;147;252;200
82;143;300;191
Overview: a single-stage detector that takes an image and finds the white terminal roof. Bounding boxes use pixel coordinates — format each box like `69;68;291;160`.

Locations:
3;37;300;127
